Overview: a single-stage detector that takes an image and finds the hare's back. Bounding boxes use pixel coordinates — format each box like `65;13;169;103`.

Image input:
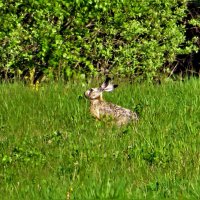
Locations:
99;102;136;118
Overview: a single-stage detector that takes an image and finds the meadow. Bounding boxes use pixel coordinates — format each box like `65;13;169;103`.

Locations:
0;78;200;199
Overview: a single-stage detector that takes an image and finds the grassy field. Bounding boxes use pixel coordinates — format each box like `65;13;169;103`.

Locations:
0;78;200;199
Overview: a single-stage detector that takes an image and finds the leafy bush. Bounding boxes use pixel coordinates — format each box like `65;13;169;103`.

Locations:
0;0;198;80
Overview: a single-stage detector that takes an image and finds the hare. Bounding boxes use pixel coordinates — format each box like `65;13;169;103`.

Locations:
85;78;138;125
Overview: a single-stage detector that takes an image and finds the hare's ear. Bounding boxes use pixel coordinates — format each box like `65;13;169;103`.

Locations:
100;77;118;92
100;77;111;90
104;83;118;92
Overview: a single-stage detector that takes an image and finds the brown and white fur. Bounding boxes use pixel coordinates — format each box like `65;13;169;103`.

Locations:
85;78;138;126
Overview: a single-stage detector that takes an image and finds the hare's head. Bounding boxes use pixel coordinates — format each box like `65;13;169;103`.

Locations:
85;78;118;101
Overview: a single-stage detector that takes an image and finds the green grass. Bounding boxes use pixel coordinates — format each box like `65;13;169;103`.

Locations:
0;79;200;199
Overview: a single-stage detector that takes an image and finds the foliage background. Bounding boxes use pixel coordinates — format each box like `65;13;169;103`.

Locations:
0;0;199;81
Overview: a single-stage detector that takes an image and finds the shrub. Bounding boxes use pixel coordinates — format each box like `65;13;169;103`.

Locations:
0;0;198;81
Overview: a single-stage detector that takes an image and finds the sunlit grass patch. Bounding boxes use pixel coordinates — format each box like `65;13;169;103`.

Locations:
0;79;200;199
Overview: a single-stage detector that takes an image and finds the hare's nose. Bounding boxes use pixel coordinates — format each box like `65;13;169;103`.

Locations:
84;90;90;97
